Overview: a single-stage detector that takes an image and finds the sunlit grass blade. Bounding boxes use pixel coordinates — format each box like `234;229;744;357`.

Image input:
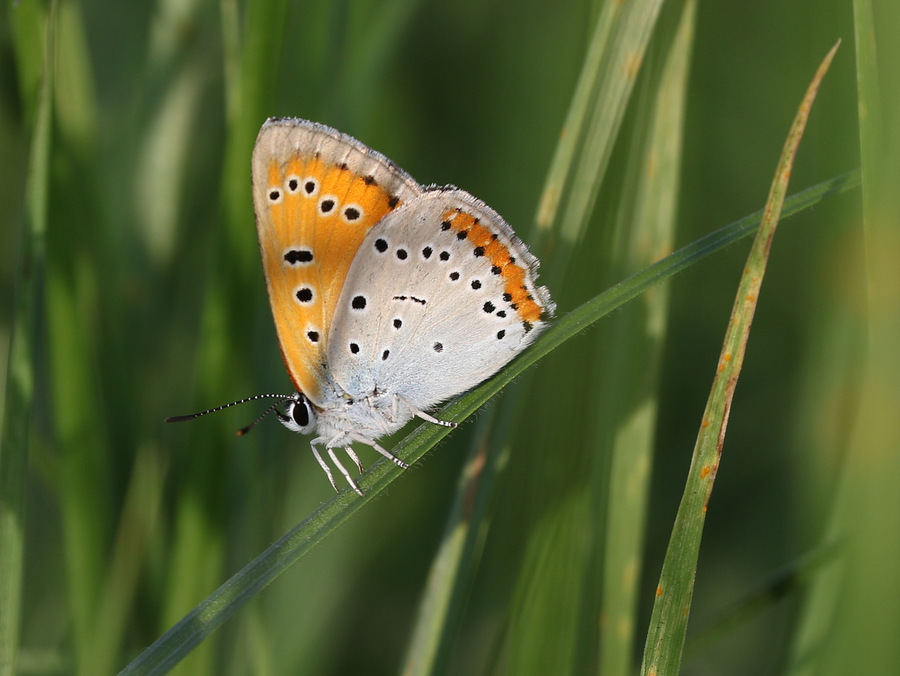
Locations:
89;447;167;675
399;404;504;676
536;0;665;264
804;3;900;673
782;15;875;658
598;3;696;674
533;0;622;233
0;4;54;674
639;42;841;676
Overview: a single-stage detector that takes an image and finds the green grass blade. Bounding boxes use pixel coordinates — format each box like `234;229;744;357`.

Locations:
332;0;420;130
780;11;879;665
0;3;54;674
526;170;856;377
221;0;290;255
399;404;503;676
806;3;900;672
401;408;511;676
535;0;665;267
599;3;696;674
533;0;622;233
91;447;167;675
639;42;841;676
554;0;664;249
852;0;882;215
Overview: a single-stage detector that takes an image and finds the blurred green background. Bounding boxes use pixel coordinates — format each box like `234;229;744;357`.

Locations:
1;0;896;674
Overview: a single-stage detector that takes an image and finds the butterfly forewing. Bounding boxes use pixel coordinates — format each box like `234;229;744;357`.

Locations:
252;119;422;403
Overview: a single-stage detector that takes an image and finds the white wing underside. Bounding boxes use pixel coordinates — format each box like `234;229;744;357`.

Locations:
325;189;553;416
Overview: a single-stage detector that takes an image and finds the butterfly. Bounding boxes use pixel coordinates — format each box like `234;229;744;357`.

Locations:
168;118;555;495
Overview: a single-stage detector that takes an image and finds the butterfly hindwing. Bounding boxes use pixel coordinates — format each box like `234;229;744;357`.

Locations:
327;189;555;411
252;118;423;403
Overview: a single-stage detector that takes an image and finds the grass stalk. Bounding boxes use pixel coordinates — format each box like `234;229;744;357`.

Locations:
639;42;840;676
0;2;54;674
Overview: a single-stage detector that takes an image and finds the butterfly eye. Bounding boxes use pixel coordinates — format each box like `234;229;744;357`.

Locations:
292;400;311;427
280;395;316;434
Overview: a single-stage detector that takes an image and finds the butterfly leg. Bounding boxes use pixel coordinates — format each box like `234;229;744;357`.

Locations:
310;442;339;493
348;432;409;470
326;447;365;496
310;439;364;496
396;395;457;429
343;446;365;474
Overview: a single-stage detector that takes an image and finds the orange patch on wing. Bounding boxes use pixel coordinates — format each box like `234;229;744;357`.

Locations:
258;156;401;401
483;239;507;262
442;209;545;325
467;223;494;247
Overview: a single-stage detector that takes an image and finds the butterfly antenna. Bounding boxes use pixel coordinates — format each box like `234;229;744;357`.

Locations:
236;399;290;437
165;393;294;430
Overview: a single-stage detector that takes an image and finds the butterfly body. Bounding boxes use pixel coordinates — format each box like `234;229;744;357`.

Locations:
249;117;554;494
